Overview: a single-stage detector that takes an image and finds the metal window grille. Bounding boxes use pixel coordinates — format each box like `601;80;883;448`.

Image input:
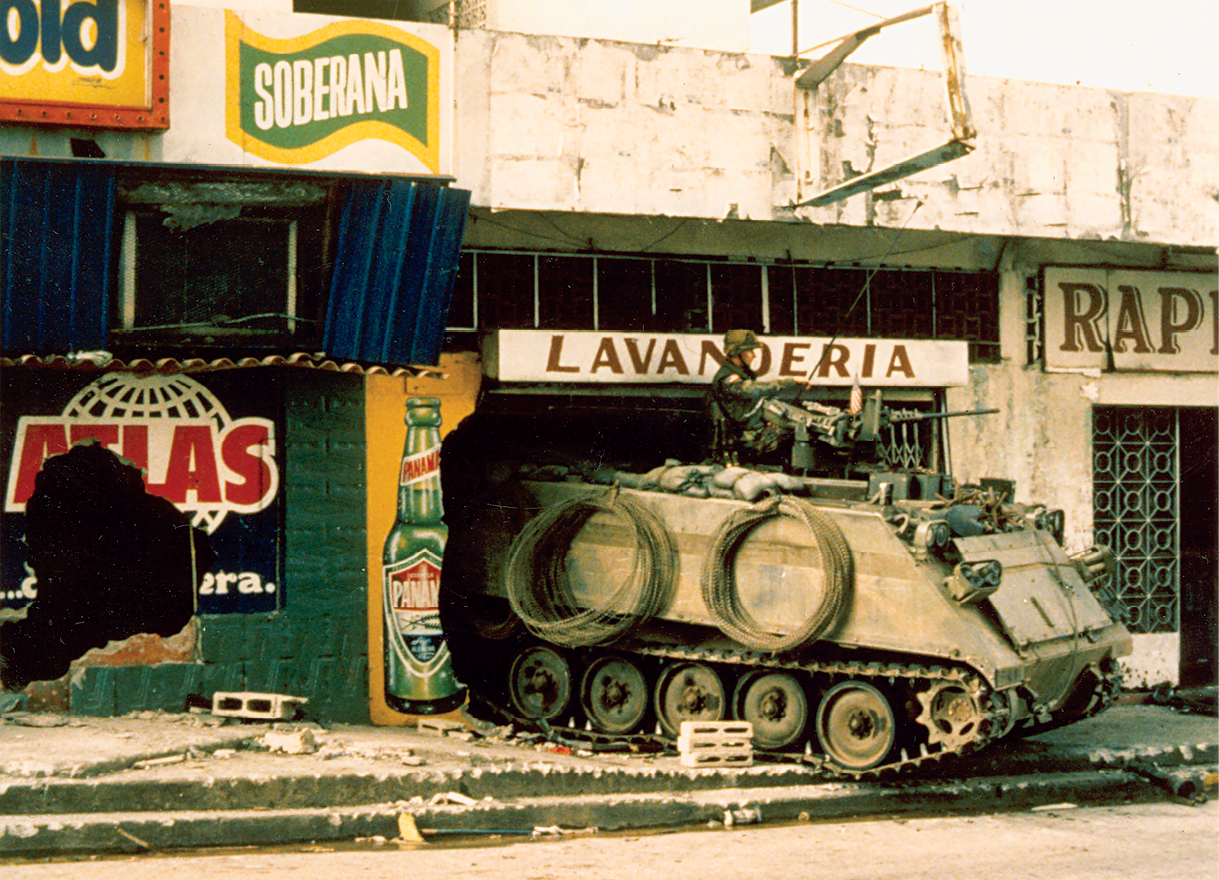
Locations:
453;250;1000;362
1025;273;1044;365
1092;406;1180;634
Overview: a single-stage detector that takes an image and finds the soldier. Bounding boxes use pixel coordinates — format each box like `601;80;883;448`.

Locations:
708;329;809;463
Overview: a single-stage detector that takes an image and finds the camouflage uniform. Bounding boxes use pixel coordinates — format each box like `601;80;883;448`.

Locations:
709;330;802;459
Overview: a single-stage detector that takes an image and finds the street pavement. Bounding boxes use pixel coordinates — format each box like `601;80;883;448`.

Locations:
0;694;1214;858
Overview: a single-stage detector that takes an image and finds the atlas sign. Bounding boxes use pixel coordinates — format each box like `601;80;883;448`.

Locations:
0;0;169;129
4;374;278;534
1045;267;1217;373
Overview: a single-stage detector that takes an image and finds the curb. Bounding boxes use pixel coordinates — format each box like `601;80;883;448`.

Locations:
0;767;1204;857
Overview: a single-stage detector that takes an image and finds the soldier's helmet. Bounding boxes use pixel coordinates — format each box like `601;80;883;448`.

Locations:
724;329;761;357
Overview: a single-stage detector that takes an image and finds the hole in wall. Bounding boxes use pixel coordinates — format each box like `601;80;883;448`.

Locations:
0;442;214;690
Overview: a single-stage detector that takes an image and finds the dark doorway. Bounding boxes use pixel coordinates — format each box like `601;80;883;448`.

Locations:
1179;407;1218;687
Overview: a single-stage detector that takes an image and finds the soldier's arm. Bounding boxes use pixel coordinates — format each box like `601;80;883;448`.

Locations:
720;373;801;402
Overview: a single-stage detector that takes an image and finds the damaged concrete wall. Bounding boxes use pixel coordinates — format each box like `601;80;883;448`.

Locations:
486;0;751;53
804;68;1218;247
456;30;1218;248
456;30;801;221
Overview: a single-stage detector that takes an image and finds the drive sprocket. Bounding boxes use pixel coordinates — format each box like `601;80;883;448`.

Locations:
915;678;989;752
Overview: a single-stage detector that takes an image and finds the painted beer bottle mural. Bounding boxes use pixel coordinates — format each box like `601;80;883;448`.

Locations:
382;397;465;714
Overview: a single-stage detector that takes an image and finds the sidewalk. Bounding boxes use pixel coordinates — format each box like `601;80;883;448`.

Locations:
0;697;1214;857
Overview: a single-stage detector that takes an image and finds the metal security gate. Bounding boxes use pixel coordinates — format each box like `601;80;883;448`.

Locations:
1092;407;1179;634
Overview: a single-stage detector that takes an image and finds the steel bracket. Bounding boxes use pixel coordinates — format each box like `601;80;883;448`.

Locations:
793;2;976;207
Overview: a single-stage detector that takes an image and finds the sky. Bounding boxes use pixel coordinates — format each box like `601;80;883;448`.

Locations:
749;0;1219;99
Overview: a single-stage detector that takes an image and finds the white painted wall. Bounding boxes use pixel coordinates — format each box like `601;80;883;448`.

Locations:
454;30;1219;248
486;0;751;52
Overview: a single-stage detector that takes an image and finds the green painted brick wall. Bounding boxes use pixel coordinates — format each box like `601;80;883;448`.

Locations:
73;370;373;723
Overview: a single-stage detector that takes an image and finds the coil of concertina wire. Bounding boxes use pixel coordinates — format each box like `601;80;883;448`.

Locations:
504;491;677;647
701;496;853;653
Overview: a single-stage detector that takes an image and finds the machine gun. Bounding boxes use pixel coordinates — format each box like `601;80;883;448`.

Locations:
756;391;998;476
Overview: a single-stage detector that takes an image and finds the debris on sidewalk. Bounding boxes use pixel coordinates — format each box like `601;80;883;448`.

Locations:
114;827;156;851
531;825;598;839
3;712;68;728
417;718;466;737
722;807;762;827
1150;686;1218;718
133;754;186;770
1128;760;1215;804
260;728;319;755
427;790;479;807
395;813;426;844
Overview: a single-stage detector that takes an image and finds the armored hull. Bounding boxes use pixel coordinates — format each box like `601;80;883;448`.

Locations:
443;466;1132;774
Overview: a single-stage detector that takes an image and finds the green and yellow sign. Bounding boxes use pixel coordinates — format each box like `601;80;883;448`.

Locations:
225;11;439;170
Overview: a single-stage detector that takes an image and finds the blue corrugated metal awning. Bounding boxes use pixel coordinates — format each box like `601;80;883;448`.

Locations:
0;158;469;369
323;178;470;367
1;160;115;354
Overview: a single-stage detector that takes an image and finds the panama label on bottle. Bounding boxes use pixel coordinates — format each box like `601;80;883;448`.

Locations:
400;444;440;486
384;548;445;669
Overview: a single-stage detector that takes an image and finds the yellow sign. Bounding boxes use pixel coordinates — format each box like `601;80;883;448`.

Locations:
225;12;439;170
0;0;168;129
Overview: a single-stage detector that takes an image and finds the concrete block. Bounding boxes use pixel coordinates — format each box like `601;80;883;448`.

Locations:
679;747;754;768
212;691;308;721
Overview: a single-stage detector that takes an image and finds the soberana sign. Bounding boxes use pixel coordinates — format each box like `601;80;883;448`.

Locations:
225;11;440;171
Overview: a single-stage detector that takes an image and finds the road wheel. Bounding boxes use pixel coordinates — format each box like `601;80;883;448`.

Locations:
815;680;896;770
580;655;649;734
507;645;573;721
734;671;808;750
654;662;726;737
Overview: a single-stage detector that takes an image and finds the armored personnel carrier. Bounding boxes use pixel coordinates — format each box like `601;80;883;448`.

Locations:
440;394;1131;774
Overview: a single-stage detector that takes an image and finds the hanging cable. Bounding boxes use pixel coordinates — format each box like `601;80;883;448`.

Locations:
701;496;853;653
504;490;677;647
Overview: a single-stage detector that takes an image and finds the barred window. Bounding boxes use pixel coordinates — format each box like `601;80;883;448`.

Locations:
449;250;1000;363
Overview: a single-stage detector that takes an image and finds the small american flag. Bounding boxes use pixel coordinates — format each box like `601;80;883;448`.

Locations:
848;372;863;414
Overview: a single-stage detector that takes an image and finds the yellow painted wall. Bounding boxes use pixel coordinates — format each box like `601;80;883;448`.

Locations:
365;351;482;725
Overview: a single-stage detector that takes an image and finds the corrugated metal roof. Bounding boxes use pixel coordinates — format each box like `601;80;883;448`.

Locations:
0;351;446;378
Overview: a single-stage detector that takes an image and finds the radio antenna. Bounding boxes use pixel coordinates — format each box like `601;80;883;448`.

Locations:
803;199;924;389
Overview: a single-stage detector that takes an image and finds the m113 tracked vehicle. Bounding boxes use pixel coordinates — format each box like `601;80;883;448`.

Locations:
440;394;1132;774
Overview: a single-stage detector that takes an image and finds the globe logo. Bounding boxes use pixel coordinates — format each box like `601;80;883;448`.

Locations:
65;373;229;430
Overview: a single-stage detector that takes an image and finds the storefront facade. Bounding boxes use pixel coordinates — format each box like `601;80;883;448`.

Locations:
0;3;1214;717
